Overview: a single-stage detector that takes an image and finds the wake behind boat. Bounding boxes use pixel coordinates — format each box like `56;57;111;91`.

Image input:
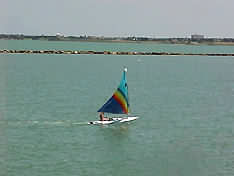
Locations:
89;68;138;125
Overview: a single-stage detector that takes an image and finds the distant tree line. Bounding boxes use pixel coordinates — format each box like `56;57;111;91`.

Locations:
1;34;234;43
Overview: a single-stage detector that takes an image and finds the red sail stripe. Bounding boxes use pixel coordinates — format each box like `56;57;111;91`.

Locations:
113;94;128;114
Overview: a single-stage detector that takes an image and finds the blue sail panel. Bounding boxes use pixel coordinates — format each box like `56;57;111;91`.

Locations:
97;96;124;114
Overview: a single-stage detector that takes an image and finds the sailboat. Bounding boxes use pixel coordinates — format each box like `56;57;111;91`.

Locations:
89;68;138;125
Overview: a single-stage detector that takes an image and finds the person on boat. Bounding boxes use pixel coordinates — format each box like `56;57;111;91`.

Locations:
99;112;110;121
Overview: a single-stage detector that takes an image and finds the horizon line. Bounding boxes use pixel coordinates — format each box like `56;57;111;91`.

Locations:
1;33;234;39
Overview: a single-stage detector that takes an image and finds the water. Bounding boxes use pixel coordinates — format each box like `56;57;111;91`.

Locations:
1;41;234;176
1;39;234;54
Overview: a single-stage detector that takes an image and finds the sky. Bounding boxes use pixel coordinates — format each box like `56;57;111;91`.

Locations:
1;0;234;38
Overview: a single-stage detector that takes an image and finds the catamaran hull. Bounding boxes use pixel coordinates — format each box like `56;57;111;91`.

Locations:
88;116;139;125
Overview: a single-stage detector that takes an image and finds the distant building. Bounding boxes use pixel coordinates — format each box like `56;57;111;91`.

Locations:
56;33;64;38
191;34;204;40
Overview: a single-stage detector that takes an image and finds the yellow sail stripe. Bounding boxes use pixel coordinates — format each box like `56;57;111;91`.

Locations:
114;90;128;113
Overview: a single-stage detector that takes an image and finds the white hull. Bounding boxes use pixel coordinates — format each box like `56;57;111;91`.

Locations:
88;116;138;125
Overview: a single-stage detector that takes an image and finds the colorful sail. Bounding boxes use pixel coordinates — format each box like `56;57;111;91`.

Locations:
97;68;129;114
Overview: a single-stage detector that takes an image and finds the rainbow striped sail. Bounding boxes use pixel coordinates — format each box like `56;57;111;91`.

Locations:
98;68;129;114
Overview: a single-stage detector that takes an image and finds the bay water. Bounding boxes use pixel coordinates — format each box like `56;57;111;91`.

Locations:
0;40;234;176
1;39;234;54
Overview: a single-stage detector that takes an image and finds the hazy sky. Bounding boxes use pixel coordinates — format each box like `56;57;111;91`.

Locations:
1;0;234;37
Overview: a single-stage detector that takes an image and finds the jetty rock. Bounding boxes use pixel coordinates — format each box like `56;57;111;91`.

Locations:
0;49;233;57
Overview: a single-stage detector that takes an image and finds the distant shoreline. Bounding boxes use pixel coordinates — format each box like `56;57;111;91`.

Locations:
1;34;234;46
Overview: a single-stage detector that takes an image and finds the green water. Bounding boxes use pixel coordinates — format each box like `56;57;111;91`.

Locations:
1;39;234;54
0;41;234;176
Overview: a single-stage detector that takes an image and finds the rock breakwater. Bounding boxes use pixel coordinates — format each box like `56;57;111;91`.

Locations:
0;50;234;56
